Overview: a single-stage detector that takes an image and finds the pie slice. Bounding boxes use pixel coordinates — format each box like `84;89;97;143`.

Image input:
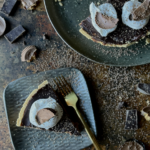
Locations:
79;0;150;47
16;80;81;135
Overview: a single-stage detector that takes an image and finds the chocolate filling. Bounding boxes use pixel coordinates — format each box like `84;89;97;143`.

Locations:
80;0;150;45
21;84;81;135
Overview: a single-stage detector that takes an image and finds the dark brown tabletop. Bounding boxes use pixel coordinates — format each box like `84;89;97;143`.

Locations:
0;0;150;150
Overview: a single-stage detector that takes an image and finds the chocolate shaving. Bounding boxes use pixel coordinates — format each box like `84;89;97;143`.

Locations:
132;0;150;21
95;12;118;29
21;45;37;62
137;83;150;95
21;0;38;10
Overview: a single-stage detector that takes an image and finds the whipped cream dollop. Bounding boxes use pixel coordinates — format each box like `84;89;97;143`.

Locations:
90;2;118;37
122;0;149;29
29;97;63;130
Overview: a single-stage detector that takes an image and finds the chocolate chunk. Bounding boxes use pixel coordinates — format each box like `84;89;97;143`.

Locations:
1;0;17;15
125;110;138;130
132;0;150;21
116;102;128;110
137;83;150;95
4;25;26;43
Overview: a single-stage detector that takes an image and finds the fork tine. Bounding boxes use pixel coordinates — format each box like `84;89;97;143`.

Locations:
61;75;73;92
54;79;66;96
56;77;68;95
59;77;70;93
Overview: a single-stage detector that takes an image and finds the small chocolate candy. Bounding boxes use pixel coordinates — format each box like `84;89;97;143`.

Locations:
125;110;138;130
141;106;150;121
137;83;150;95
21;0;38;10
5;25;26;43
21;45;37;62
1;0;17;15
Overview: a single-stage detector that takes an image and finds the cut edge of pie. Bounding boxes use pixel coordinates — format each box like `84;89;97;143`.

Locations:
79;25;150;48
16;80;49;126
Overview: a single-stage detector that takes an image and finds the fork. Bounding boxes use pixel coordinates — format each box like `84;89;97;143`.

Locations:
54;76;102;150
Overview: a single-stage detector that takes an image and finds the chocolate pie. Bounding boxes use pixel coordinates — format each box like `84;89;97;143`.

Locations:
16;80;81;135
79;0;150;47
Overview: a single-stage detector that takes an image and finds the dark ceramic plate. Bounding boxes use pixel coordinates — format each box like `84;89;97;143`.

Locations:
44;0;150;66
3;68;97;150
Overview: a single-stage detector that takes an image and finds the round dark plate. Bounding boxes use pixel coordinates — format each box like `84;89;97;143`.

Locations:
44;0;150;66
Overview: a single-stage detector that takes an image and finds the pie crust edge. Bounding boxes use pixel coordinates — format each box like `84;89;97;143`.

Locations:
16;80;49;126
79;28;150;47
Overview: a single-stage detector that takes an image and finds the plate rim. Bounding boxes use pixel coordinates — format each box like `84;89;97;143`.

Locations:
3;68;97;150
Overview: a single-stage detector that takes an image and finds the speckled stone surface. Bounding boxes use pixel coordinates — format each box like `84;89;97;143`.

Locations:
1;0;150;150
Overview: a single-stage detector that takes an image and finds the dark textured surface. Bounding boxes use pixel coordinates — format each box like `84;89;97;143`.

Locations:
1;0;150;150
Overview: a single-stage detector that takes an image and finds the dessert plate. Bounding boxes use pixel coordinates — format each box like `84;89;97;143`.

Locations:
44;0;150;66
3;68;97;150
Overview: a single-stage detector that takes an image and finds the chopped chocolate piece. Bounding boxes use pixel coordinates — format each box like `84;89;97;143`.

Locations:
1;0;17;15
0;16;6;36
5;25;26;43
132;0;150;21
21;0;38;10
36;108;55;125
137;83;150;95
21;46;37;62
116;102;128;110
125;110;138;130
43;34;47;40
141;106;150;121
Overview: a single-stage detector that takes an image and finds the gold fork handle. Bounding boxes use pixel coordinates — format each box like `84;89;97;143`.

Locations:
74;106;102;150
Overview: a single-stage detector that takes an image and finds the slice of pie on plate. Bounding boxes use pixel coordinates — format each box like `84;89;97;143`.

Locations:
16;80;81;135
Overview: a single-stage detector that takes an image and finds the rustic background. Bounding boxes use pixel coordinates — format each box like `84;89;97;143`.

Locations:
0;0;150;150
